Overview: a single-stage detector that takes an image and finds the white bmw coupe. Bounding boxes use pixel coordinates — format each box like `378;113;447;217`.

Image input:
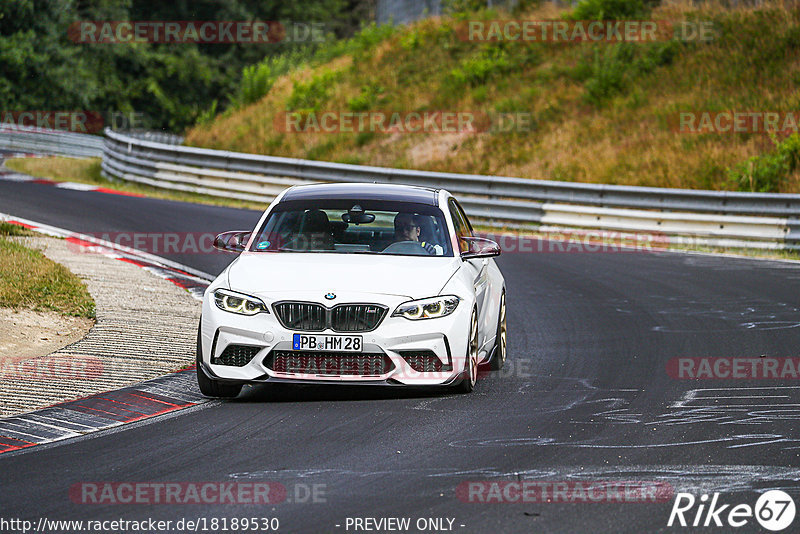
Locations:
197;183;506;397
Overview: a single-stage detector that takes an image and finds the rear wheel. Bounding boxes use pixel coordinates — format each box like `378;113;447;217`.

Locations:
453;310;479;393
489;291;507;371
196;321;242;399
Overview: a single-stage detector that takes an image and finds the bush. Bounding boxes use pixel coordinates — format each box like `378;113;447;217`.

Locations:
347;82;386;112
238;64;274;107
634;40;681;75
581;45;631;105
442;0;491;15
727;133;800;192
195;99;219;126
286;71;338;111
579;41;681;106
447;44;514;87
233;49;313;109
568;0;651;21
350;23;397;53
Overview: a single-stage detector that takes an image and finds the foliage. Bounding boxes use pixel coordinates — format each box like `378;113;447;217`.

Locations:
286;71;339;111
578;41;682;106
187;2;800;196
347;82;387;112
0;0;366;133
447;44;516;88
727;134;800;192
568;0;652;21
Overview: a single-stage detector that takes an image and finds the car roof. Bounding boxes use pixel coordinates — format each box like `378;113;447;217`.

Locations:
281;182;439;206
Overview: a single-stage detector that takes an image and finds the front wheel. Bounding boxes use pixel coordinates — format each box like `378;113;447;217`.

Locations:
196;321;242;399
453;310;479;394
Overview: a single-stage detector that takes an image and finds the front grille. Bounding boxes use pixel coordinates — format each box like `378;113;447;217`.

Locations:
331;304;386;332
273;302;326;331
273;302;387;332
399;350;451;372
265;350;394;376
213;344;261;367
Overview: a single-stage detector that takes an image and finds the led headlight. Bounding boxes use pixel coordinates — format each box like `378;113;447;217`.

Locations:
213;289;269;316
392;295;460;320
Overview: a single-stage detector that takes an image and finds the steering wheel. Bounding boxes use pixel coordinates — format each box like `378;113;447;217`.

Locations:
381;241;432;255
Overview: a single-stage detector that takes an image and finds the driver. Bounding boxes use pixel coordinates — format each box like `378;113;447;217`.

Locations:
393;213;438;255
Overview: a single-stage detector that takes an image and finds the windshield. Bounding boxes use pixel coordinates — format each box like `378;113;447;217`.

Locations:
249;199;453;257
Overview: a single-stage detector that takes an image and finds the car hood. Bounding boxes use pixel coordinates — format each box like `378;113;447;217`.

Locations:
227;252;460;300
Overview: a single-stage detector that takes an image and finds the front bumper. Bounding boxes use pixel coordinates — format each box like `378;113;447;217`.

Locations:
199;292;471;386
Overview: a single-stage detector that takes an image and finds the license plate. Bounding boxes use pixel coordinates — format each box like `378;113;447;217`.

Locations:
292;334;363;352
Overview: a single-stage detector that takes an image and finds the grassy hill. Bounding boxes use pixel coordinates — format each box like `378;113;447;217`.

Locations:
185;1;800;193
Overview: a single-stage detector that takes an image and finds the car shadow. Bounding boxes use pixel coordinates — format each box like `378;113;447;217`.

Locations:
233;382;454;403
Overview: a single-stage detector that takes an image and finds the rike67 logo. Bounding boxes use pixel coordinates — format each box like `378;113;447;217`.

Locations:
668;490;796;531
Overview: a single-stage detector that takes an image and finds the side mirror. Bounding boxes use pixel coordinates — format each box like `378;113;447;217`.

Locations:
460;236;501;260
213;231;252;253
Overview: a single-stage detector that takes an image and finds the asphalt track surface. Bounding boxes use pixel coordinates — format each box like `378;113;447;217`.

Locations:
1;173;800;533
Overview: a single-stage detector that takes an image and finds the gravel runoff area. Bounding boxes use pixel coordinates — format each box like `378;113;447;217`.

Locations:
0;236;201;417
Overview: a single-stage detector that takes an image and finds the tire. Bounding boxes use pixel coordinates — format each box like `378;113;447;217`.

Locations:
453;309;479;393
489;291;507;371
196;321;243;399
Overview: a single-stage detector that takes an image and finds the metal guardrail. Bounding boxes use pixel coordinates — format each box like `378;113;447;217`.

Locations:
0;124;105;158
120;130;185;145
1;124;797;250
101;128;800;250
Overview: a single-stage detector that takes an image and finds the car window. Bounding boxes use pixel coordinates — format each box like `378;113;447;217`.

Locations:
448;198;472;253
249;199;453;257
453;199;474;234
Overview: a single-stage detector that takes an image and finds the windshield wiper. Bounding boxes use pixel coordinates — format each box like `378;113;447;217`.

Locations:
275;248;334;253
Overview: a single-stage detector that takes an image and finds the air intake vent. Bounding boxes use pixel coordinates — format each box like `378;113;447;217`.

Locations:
398;350;451;372
213;344;261;367
265;350;393;376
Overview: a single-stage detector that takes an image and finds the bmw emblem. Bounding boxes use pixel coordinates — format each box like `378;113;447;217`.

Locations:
325;292;336;300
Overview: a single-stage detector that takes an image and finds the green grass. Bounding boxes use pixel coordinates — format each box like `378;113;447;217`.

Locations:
0;222;35;237
0;232;96;318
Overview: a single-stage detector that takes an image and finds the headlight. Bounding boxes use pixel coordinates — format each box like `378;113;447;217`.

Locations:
392;295;460;320
213;289;269;316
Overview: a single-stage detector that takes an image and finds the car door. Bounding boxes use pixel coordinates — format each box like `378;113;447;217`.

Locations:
449;199;490;344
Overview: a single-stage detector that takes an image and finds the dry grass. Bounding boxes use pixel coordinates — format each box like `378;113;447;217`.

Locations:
186;0;800;192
